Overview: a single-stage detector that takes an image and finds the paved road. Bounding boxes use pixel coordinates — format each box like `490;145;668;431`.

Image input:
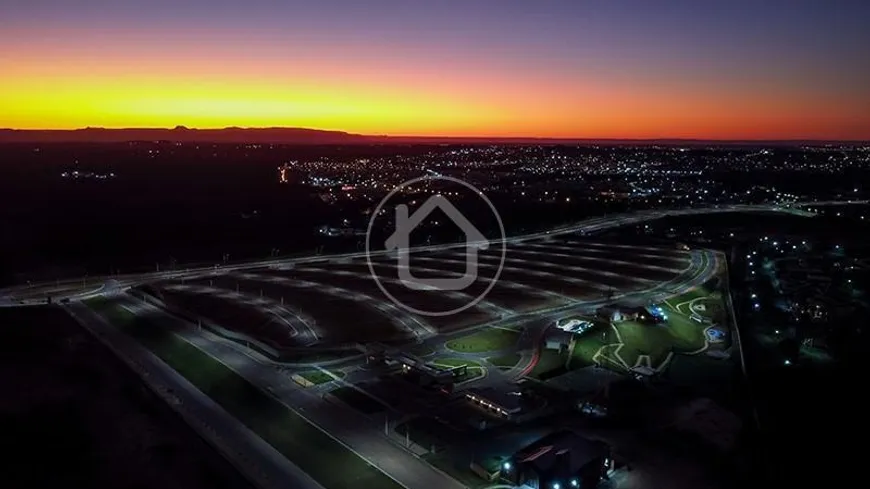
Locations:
111;295;468;489
63;301;327;489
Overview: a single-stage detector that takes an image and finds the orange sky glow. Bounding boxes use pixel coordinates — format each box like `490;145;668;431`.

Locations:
2;16;868;140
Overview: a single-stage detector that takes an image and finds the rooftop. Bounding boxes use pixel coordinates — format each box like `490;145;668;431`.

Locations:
514;430;608;476
466;386;526;414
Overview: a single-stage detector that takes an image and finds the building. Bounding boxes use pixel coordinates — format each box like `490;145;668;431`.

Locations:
362;344;464;390
596;303;666;324
394;353;465;390
465;387;526;419
503;431;611;489
555;317;595;334
544;328;575;352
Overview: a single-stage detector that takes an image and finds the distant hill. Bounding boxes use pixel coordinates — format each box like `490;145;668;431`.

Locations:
0;126;865;146
0;126;377;144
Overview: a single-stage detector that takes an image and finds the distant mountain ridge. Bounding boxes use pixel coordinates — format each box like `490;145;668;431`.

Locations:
0;126;376;144
0;126;866;146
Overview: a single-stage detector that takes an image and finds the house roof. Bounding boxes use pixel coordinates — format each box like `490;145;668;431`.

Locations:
466;386;525;413
513;430;608;476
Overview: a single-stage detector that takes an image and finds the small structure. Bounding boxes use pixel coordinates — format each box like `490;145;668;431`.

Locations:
466;387;526;419
503;431;611;489
394;353;465;392
544;328;575;352
555;317;595;334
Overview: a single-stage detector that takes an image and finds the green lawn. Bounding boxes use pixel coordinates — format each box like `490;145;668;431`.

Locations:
82;295;112;308
684;295;726;322
91;299;404;489
486;353;521;369
445;327;520;353
569;331;609;369
527;349;568;379
430;357;486;382
568;283;730;374
298;369;340;385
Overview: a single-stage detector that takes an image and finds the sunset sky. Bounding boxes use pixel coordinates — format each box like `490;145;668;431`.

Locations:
2;0;869;139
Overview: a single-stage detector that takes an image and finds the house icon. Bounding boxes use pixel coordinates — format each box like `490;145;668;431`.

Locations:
385;194;488;291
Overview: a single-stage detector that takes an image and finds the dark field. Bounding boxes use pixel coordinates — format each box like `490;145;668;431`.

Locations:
0;306;251;489
155;286;304;349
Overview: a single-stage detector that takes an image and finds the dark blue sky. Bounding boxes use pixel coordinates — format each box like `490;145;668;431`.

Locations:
2;0;868;137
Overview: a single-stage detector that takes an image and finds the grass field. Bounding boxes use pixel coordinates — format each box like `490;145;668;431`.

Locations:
430;357;486;382
89;299;404;489
445;327;520;353
298;369;340;385
569;283;730;375
527;349;568;379
487;353;521;369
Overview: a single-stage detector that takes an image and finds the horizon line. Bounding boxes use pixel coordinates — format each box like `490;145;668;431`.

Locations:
1;126;868;144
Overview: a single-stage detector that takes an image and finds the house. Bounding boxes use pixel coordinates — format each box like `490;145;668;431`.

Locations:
503;431;611;489
385;195;487;291
545;328;575;352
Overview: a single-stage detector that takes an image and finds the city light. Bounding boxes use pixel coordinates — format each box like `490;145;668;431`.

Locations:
571;479;579;487
503;462;511;471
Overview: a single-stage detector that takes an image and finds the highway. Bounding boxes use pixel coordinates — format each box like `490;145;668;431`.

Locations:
63;301;328;489
108;295;468;489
